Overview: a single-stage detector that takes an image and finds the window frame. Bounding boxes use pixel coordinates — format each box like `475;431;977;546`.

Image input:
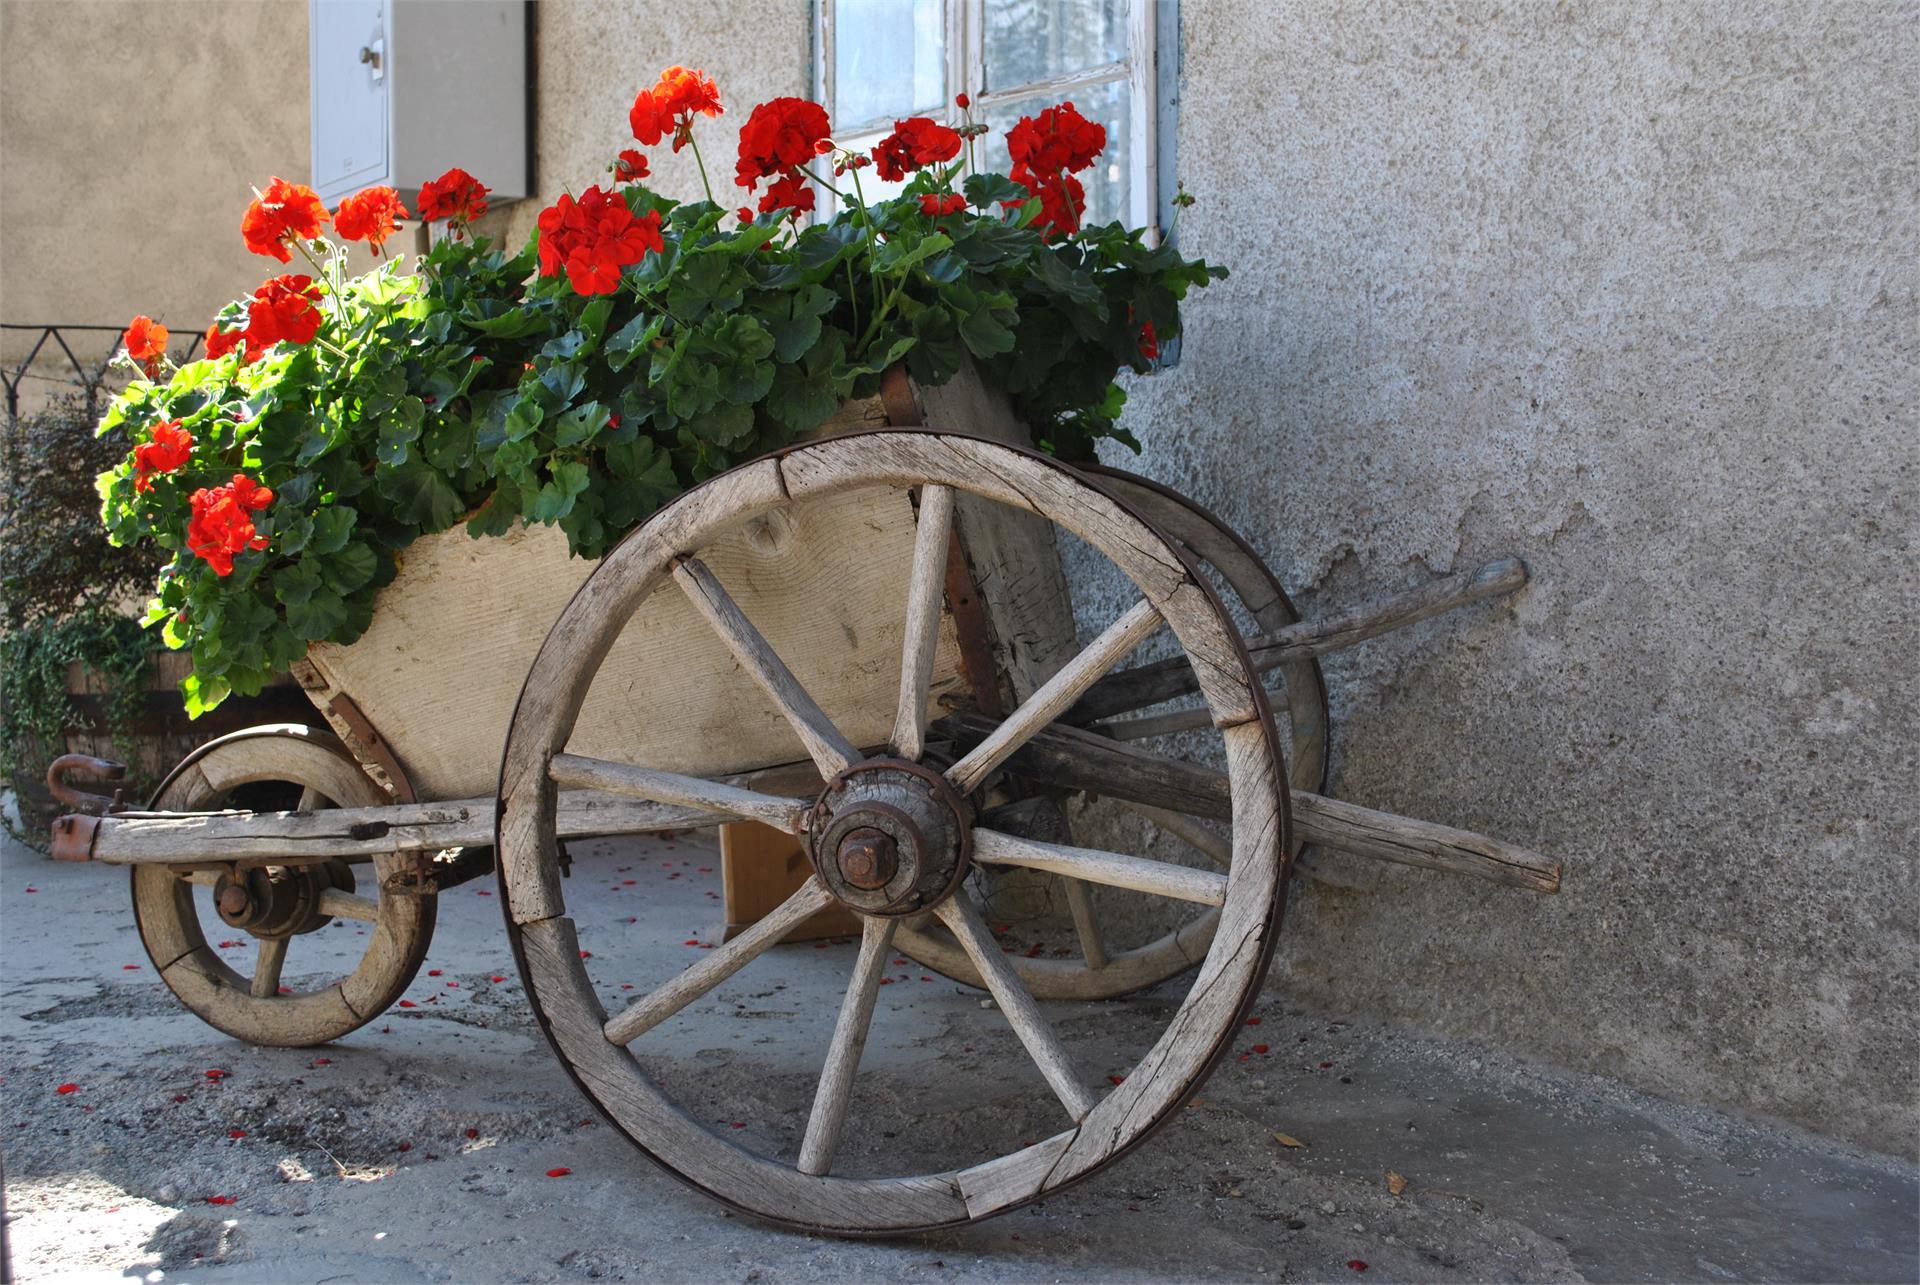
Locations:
812;0;1162;238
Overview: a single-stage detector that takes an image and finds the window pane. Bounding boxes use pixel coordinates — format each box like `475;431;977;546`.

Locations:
977;78;1132;228
983;0;1128;92
833;0;945;130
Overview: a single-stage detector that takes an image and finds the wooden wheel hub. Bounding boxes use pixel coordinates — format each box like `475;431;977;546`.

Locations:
808;760;972;916
212;860;354;939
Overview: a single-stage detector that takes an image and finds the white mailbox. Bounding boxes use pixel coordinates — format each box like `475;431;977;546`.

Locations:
309;0;528;208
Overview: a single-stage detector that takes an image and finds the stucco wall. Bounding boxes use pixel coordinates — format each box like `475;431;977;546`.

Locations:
0;0;308;386
1107;0;1916;1155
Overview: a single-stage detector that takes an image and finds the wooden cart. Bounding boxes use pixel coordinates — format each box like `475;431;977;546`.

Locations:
48;370;1558;1234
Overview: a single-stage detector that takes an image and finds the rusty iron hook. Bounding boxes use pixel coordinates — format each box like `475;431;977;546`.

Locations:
47;754;129;814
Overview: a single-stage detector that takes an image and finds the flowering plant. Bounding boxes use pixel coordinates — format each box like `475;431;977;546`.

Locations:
98;70;1223;715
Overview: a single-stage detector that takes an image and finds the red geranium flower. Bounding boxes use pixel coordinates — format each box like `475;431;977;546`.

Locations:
1138;319;1159;361
1007;169;1087;239
1006;101;1105;176
756;172;815;219
123;315;169;378
416;167;490;226
241;177;329;262
536;186;665;296
735;97;831;195
333;185;408;252
629;65;723;152
871;117;962;182
245;274;323;352
133;419;193;493
186;474;274;576
918;192;966;217
203;324;245;362
614;149;650;182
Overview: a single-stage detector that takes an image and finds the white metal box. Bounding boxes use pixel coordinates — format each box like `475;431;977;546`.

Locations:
309;0;529;208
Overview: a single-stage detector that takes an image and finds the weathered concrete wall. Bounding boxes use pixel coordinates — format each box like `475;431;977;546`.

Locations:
1106;0;1916;1155
0;0;308;389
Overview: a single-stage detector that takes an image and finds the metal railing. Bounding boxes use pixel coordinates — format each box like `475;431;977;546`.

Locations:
1;323;207;422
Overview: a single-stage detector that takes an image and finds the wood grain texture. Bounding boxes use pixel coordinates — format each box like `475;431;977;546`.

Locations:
130;727;434;1047
945;599;1163;795
550;754;808;834
935;897;1097;1121
602;877;835;1046
972;827;1229;906
1060;878;1109;971
891;484;956;761
798;916;897;1175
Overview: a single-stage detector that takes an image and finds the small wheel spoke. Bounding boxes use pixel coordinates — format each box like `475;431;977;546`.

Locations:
296;787;325;811
250;936;288;998
798;916;898;1176
946;598;1162;796
890;484;956;761
1112;800;1232;867
973;827;1227;906
674;556;858;778
317;888;381;922
551;753;808;833
934;897;1095;1121
1060;878;1109;971
604;877;834;1046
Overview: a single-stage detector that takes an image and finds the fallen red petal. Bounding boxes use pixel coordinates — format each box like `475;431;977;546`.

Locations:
1347;1261;1368;1272
428;969;443;976
491;975;506;983
204;1069;227;1080
229;1129;246;1138
206;1195;235;1206
122;964;141;970
546;1167;571;1177
398;1000;417;1008
465;1127;479;1138
1253;1044;1270;1054
55;1083;78;1095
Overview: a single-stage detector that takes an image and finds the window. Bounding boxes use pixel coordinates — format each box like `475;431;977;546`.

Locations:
814;0;1163;235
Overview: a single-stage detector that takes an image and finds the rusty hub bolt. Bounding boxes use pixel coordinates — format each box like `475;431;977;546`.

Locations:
217;883;252;920
836;828;898;890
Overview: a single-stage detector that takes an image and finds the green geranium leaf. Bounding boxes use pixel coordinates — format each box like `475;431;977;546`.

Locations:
530;458;591;522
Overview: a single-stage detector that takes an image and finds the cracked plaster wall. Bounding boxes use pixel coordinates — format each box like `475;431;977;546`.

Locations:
1088;0;1917;1156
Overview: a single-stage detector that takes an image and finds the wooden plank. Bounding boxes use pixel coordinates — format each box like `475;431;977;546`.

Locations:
550;754;807;833
718;821;861;943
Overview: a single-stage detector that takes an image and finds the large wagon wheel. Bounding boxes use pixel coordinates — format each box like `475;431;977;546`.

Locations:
892;465;1333;999
496;430;1290;1233
132;725;435;1046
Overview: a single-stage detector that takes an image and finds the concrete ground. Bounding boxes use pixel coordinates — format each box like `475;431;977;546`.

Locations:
3;819;1914;1284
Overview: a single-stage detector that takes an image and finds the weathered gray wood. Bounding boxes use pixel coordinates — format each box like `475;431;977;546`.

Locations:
550;754;808;834
1068;556;1530;724
935;897;1096;1121
130;727;435;1048
972;827;1228;906
891;484;956;761
945;599;1163;796
1060;878;1109;971
959;718;1562;893
603;877;835;1046
798;916;897;1176
673;556;859;779
316;889;380;922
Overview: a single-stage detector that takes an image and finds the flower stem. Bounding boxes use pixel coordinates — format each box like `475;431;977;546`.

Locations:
686;129;718;206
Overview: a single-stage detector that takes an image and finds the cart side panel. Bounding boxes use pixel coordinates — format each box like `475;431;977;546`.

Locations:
302;484;967;800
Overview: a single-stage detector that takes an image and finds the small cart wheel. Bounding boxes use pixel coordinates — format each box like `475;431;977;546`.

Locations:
893;466;1332;999
132;725;436;1047
496;430;1290;1233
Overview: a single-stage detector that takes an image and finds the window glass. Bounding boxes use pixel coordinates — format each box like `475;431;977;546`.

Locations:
978;79;1131;228
983;0;1128;90
833;0;945;131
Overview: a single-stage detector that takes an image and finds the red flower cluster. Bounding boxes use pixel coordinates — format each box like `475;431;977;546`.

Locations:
614;149;650;182
536;185;665;296
629;65;723;151
334;185;407;252
1004;102;1105;238
123;314;169;378
133;419;192;493
871;117;962;182
241;177;329;262
416;167;490;226
919;192;966;217
246;274;324;355
187;474;274;576
735;97;830;204
203;324;244;362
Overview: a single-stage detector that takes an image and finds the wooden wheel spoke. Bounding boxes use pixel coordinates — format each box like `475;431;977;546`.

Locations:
890;484;956;761
973;827;1228;906
798;916;898;1176
604;877;835;1046
1112;800;1232;868
674;556;858;778
317;889;381;922
249;936;288;998
934;897;1095;1121
551;753;808;834
946;598;1163;796
1059;878;1109;971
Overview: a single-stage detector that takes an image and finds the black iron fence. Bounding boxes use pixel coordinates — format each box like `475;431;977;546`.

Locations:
1;323;208;422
